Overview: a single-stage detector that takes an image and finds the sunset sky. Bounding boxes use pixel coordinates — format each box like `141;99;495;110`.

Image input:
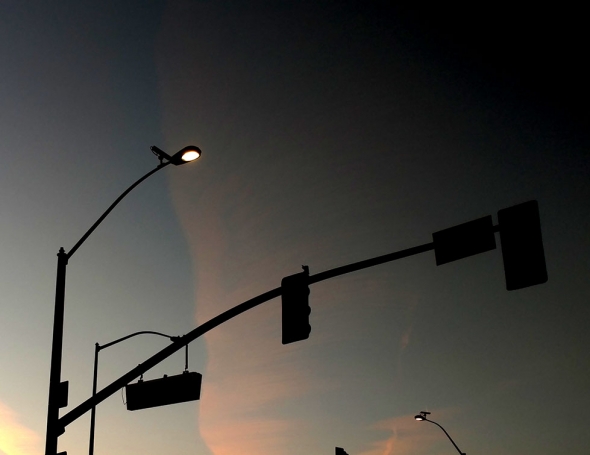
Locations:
1;2;589;455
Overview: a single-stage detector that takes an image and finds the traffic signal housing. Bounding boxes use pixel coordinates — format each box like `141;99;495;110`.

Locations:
281;266;311;344
336;447;349;455
498;200;548;290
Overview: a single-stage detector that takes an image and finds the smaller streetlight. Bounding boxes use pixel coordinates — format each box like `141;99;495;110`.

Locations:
414;411;466;455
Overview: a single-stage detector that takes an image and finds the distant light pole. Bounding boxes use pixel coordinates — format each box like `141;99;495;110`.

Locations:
415;411;466;455
45;145;201;455
89;331;188;455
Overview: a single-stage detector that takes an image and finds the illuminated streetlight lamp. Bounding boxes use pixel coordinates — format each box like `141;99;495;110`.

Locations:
414;411;428;421
414;411;466;455
45;145;201;455
151;145;201;165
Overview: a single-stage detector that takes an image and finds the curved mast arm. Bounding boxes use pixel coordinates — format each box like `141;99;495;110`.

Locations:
67;162;169;259
98;331;175;351
425;418;465;455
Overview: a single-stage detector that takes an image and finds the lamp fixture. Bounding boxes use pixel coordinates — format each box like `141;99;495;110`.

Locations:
151;145;202;166
415;411;430;421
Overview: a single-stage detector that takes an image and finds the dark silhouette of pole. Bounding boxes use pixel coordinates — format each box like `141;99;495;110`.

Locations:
89;331;176;455
415;412;465;455
45;145;200;455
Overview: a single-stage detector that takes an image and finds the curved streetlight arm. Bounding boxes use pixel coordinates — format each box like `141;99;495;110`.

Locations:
98;331;175;351
424;418;465;455
67;162;169;259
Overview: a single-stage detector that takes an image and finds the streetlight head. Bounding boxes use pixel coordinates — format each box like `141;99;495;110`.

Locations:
177;145;201;163
415;411;430;421
170;145;202;166
151;145;202;166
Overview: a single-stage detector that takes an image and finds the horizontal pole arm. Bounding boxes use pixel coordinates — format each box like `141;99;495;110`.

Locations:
309;241;434;285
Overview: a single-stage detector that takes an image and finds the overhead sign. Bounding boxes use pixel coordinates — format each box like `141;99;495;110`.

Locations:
126;371;202;411
433;215;496;265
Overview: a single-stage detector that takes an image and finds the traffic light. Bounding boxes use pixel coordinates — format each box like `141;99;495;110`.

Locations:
281;266;311;344
498;200;548;290
125;371;202;411
336;447;349;455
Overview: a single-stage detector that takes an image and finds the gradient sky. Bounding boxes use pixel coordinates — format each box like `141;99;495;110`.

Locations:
1;2;589;455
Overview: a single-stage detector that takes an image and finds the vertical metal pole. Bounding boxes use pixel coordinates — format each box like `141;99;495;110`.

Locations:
185;344;189;371
45;248;68;455
89;343;100;455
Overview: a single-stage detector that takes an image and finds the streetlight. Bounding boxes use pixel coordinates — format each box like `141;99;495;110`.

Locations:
151;145;201;165
45;145;201;455
414;411;466;455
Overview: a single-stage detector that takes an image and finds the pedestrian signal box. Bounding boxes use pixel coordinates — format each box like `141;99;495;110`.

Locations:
126;371;202;411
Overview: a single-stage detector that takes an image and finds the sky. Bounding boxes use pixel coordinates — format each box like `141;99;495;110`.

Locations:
1;2;589;455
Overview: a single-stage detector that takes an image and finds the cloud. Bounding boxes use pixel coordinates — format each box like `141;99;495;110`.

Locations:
0;402;41;455
201;417;295;455
197;301;315;455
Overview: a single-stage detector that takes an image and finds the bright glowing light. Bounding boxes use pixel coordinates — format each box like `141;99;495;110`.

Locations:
181;150;200;161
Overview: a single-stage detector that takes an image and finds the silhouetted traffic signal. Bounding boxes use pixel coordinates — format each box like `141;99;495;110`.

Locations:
281;266;311;344
498;200;548;290
125;371;202;411
336;447;349;455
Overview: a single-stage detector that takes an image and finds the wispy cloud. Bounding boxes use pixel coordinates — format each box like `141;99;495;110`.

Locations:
0;402;40;455
197;301;315;454
201;417;295;455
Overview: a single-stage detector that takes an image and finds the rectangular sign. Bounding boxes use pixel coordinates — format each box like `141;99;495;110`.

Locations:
433;215;496;265
126;371;202;411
